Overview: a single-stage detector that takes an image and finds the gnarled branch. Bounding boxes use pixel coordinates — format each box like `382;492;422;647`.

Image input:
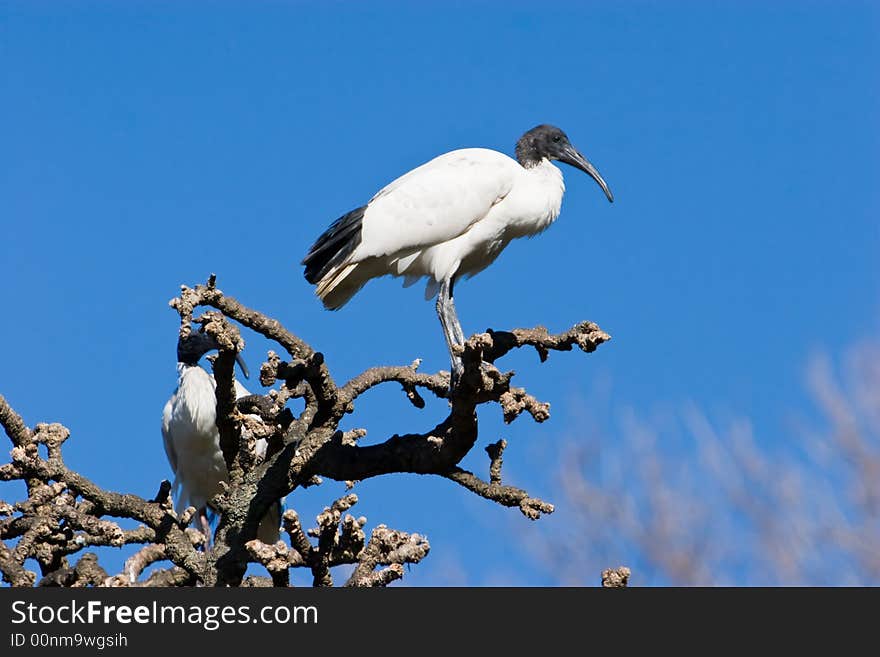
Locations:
1;275;609;587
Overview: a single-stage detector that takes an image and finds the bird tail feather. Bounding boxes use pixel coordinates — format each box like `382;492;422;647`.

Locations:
315;262;364;309
302;206;365;285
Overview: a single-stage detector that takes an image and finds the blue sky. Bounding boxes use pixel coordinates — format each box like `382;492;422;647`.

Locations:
2;1;878;585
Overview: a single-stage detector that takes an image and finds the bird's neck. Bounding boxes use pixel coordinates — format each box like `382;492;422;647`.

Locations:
176;361;204;377
523;158;565;191
501;158;565;238
175;363;216;402
519;154;547;169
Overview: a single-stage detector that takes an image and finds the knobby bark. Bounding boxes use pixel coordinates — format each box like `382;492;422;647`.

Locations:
0;275;610;587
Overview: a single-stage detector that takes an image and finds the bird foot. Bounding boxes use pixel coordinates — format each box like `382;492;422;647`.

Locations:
449;359;500;391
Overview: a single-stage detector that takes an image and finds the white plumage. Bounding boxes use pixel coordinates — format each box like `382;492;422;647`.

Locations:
310;150;564;308
162;337;280;544
303;125;612;381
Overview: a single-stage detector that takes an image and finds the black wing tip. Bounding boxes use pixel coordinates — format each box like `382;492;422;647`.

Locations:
302;205;366;284
302;256;323;284
303;267;321;285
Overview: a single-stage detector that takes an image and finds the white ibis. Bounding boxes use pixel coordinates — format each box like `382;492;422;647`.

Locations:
302;124;613;381
161;332;281;544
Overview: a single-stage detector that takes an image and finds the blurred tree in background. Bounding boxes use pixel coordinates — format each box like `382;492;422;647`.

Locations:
534;339;880;585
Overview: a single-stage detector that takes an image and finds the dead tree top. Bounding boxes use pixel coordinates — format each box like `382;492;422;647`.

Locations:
1;275;610;587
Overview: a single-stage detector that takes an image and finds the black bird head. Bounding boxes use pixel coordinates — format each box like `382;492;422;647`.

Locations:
177;332;250;379
515;124;613;203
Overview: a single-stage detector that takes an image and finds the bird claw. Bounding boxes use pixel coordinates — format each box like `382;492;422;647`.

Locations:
449;359;499;391
479;360;502;380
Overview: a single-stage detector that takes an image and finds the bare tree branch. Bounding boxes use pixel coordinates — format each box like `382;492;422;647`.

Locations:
1;275;609;587
345;525;430;587
445;467;554;519
601;566;631;588
0;394;33;448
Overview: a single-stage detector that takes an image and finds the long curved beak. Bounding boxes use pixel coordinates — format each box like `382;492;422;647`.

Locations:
559;145;614;203
235;353;250;379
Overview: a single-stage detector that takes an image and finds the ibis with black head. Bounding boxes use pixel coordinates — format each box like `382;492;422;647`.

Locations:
161;332;281;544
302;124;613;383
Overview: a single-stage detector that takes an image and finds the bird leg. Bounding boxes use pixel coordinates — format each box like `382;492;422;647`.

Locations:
446;277;466;346
441;277;499;384
436;278;464;384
